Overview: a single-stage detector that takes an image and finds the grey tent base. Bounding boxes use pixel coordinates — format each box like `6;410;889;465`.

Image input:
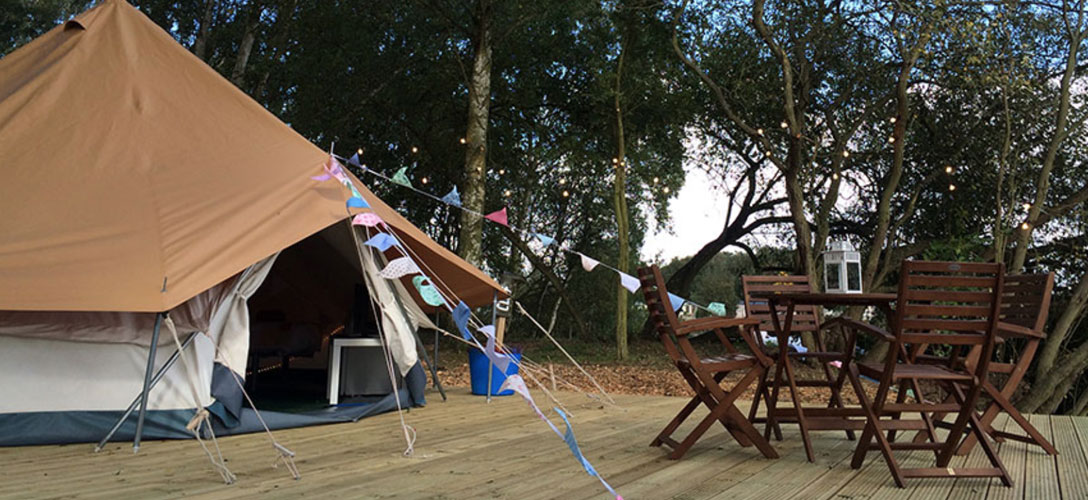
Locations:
0;363;428;447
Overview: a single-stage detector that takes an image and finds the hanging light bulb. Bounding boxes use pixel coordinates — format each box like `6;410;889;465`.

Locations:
357;148;363;155
945;166;954;174
411;146;419;154
421;177;428;185
612;157;619;164
842;150;850;158
890;117;897;124
562;190;570;198
663;186;670;193
1021;222;1031;230
559;178;566;185
1022;203;1031;211
504;189;512;197
832;173;840;180
949;184;957;191
652;176;659;184
498;169;505;175
459;137;466;144
888;136;895;143
780;121;788;129
756;128;764;136
765;151;772;157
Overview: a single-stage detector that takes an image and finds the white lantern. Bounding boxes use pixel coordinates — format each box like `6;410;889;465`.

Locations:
824;240;862;293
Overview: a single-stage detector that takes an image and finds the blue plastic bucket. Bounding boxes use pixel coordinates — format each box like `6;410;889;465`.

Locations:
468;347;521;396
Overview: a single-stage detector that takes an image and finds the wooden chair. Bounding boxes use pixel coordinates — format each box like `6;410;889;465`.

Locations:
638;265;778;460
911;272;1057;455
741;275;857;442
844;260;1012;488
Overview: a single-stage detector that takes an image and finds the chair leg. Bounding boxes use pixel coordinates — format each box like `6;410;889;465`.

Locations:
983;380;1058;455
846;364;904;486
670;368;776;459
765;359;784;442
821;357;855;440
886;379;909;442
782;354;815;462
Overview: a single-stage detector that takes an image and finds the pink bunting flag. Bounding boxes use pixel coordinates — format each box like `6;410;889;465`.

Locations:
352;213;382;227
484;207;509;226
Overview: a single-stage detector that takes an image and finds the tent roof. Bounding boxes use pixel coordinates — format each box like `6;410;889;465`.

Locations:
0;0;502;311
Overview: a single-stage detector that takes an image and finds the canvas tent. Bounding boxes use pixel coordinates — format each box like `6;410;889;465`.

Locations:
0;0;503;446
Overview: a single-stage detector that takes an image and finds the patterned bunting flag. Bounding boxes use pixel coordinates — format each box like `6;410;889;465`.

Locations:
618;272;640;293
484;207;509;226
442;186;462;207
365;233;398;252
481;326;512;373
378;256;421;279
392;167;412;187
534;233;556;247
347;196;369;209
668;293;685;312
707;302;727;316
352;213;382;227
412;276;446;307
453;301;472;340
579;253;599;272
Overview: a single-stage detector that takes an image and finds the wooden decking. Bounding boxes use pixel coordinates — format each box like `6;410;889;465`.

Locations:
2;389;1086;499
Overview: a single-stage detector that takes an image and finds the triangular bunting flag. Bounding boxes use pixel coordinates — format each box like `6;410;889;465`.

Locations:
534;233;556;247
579;253;599;272
668;293;685;312
347;196;369;209
453;301;472;341
392;167;412;187
352;212;382;227
378;256;420;279
348;152;361;167
442;186;462;207
484;330;512;373
707;302;727;316
412;276;446;307
619;272;640;293
365;233;398;252
484;207;509;226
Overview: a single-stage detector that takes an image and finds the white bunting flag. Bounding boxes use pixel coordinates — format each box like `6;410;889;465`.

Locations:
619;272;640;293
580;253;599;272
379;256;421;279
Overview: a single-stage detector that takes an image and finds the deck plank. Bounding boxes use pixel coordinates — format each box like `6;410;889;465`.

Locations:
0;390;1076;500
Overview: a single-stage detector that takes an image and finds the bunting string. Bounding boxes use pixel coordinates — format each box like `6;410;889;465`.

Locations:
331;153;732;318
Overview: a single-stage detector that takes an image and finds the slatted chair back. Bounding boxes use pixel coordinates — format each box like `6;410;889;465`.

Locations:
742;275;820;336
638;266;685;365
1000;273;1054;333
891;261;1005;381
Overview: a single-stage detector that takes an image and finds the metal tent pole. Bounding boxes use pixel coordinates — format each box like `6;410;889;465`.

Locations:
133;312;165;454
412;330;447;402
95;331;197;452
487;291;497;403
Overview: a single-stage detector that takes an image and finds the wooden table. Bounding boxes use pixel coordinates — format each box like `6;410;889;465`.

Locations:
751;291;896;462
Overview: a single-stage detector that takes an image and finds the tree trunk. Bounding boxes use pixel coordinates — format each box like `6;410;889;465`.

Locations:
1034;271;1088;382
192;0;217;61
457;0;493;268
612;42;630;360
230;4;261;87
1009;29;1082;273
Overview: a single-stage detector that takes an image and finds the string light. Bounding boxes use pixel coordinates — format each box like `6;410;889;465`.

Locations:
949;184;956;191
888;136;895;143
459;137;466;144
780;121;788;129
765;151;772;157
1021;222;1031;230
504;189;512;197
663;186;670;193
945;166;954;174
832;173;840;180
756;128;764;136
1022;203;1031;211
411;146;419;154
357;148;363;155
562;190;570;198
612;157;619;164
842;150;850;158
421;177;428;185
498;169;505;175
652;176;659;184
890;117;897;124
559;178;566;185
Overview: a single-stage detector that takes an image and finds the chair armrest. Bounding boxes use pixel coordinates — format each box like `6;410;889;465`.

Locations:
676;316;759;336
823;317;895;343
997;321;1044;339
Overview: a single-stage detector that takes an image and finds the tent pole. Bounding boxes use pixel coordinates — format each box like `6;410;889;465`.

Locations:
487;291;497;403
95;331;197;452
413;330;447;401
133;312;165;454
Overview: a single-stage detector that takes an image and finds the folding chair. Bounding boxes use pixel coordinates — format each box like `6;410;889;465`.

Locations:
742;275;857;442
844;260;1012;488
911;272;1057;455
638;265;778;460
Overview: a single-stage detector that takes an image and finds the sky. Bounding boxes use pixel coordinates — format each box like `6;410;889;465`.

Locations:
641;167;728;263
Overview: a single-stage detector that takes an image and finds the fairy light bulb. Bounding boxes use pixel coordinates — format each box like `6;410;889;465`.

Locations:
945;166;954;174
357;148;363;155
421;177;428;185
890;116;897;124
832;173;840;180
459;137;466;144
504;189;512;197
949;184;956;191
756;128;764;136
562;190;570;198
1021;222;1031;230
411;146;418;154
559;178;566;185
842;150;850;158
765;151;772;157
780;121;788;129
652;176;659;184
498;169;505;175
888;136;895;143
663;186;670;193
1022;203;1031;211
612;157;619;164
